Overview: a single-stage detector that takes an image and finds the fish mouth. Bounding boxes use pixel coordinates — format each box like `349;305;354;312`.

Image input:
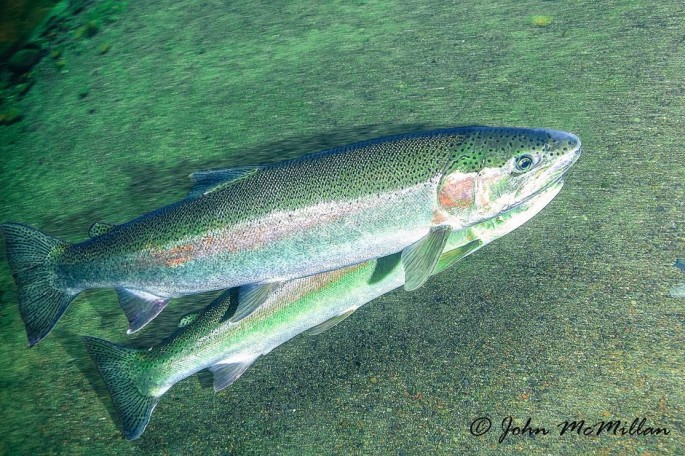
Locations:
547;129;582;168
542;176;565;197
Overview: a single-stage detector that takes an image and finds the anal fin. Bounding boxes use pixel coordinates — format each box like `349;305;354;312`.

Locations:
402;226;452;291
115;288;170;333
209;357;258;391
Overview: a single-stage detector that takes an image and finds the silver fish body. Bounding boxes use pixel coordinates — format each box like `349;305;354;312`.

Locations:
1;127;581;345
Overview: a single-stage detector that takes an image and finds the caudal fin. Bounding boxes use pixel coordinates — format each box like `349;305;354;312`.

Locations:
83;336;160;440
0;223;79;346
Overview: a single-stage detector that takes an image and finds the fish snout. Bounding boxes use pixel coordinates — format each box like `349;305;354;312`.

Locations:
547;129;582;161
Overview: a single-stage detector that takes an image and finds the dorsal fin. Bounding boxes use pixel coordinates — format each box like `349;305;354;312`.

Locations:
177;312;200;328
179;289;236;330
229;282;280;323
88;222;116;238
187;166;260;198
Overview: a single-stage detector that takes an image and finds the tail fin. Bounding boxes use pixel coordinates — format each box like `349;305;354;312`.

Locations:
0;223;79;346
83;336;160;440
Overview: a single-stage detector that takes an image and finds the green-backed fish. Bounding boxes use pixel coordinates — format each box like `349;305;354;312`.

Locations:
1;127;581;345
84;179;564;440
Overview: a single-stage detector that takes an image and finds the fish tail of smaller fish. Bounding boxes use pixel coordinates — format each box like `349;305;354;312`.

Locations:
83;336;159;440
0;223;79;346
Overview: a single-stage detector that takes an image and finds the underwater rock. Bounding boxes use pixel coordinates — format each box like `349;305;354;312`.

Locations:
8;47;43;74
531;15;553;27
675;259;684;272
75;19;99;38
0;108;24;125
670;284;685;298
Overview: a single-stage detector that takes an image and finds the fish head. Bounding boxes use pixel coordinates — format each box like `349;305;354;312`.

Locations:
433;178;564;275
437;127;580;228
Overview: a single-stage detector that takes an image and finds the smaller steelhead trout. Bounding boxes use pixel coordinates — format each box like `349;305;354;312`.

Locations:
85;180;563;440
2;127;580;345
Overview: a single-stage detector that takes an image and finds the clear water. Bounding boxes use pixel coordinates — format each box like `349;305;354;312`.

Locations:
0;0;683;454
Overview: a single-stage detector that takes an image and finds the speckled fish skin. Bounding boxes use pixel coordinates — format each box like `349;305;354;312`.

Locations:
1;126;581;345
83;179;564;440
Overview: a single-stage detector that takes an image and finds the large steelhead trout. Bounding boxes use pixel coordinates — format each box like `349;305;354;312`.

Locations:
1;127;580;345
84;179;565;440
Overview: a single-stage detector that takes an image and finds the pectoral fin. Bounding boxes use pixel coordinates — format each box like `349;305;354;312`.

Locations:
432;239;483;275
209;357;258;391
187;166;260;198
402;226;452;291
307;309;356;336
115;288;170;334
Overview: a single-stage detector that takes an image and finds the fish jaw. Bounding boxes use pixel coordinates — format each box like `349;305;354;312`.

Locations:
464;178;564;246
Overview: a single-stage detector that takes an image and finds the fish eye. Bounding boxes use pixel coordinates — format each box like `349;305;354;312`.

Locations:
514;154;534;172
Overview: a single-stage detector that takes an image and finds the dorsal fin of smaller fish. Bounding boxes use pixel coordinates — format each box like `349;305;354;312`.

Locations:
88;222;116;238
177;312;200;328
229;282;280;323
184;289;237;329
187;166;261;198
